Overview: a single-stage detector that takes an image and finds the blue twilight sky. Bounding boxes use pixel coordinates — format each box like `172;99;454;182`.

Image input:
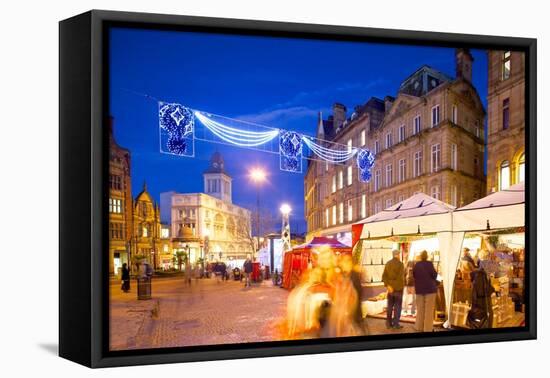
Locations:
109;27;488;234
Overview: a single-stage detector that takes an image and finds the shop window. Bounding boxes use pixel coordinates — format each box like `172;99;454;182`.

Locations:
500;160;511;190
502;98;510;130
518;153;525;182
502;51;511;80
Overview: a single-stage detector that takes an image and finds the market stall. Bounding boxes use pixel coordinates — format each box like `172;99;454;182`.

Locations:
282;236;351;289
351;193;459;322
450;182;525;328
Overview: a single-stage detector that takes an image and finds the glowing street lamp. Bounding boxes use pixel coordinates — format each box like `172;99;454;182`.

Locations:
280;203;292;215
249;167;267;256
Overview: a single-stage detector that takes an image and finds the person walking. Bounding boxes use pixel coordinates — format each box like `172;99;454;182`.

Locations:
413;250;439;332
243;258;253;287
185;261;192;285
382;249;405;329
121;263;130;293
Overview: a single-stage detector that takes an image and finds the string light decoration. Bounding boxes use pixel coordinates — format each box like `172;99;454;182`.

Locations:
159;102;195;156
156;101;375;182
195;111;279;147
302;137;358;164
356;148;376;183
279;131;303;173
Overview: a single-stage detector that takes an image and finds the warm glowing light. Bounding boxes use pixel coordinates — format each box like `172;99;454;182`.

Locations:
249;168;267;183
280;204;292;215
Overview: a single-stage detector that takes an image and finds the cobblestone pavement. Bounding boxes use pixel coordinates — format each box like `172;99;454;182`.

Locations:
109;277;444;351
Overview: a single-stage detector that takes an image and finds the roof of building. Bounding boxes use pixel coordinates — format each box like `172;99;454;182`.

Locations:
203;151;229;175
398;65;453;97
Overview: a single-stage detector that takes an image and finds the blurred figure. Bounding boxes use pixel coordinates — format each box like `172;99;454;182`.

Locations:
121;263;130;293
185;261;192;285
402;252;417;316
243;258;253;287
413;250;438;332
382;250;405;329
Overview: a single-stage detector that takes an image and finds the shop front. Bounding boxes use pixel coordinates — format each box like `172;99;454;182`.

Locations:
450;182;525;329
352;193;456;324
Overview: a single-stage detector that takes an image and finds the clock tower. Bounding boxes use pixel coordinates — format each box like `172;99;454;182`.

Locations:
203;151;232;203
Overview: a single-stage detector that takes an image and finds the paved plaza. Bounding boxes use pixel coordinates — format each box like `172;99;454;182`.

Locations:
109;276;442;351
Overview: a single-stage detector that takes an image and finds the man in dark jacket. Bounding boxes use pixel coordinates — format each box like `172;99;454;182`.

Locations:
382;250;405;329
243;258;253;287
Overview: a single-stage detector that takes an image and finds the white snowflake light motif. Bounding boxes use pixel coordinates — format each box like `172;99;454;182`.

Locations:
159;102;194;156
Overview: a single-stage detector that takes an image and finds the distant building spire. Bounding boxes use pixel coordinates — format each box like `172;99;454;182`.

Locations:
317;111;325;138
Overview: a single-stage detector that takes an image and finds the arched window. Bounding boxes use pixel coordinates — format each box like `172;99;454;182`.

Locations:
500;160;511;190
518;153;525;183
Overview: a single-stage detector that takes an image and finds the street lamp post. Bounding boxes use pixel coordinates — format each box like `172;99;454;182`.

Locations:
280;203;292;253
249;167;267;258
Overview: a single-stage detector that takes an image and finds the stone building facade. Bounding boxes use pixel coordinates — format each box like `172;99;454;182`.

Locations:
486;50;526;193
133;182;162;269
305;49;486;241
108;118;133;275
162;152;253;263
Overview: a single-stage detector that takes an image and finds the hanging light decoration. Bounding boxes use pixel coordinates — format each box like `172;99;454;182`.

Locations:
356;148;376;183
195;111;279;147
159;102;195;156
302;137;358;164
279;131;303;173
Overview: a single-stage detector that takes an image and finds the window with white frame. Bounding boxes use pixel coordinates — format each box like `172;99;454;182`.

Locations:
347;138;353;152
451;143;458;171
431;144;441;173
374;140;380;154
431;105;440;127
414;150;423;177
374;169;381;192
431;185;441;200
325;208;330;227
109;198;122;214
385;164;393;187
347;200;353;222
502;51;511;80
398;158;406;183
332;175;336;193
500;160;511;190
338;170;343;189
361;194;366;218
347;165;353;186
360;130;366;146
339;202;344;224
385;198;393;209
398;125;406;142
413;115;421;135
452;104;458;124
451;185;458;206
332;205;337;225
385;132;393;149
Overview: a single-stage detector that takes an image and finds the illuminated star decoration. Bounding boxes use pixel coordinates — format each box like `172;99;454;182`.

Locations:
159;102;194;156
279;131;303;173
356;148;375;182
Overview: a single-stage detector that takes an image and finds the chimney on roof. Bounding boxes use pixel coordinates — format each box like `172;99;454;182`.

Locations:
456;48;473;82
332;103;347;129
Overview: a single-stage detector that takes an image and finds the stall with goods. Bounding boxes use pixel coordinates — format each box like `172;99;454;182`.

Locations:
450;182;525;329
352;193;459;323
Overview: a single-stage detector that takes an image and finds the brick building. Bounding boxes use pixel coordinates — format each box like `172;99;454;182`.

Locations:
486;50;526;193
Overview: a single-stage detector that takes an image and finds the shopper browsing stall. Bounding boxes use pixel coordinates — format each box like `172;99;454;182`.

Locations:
413;250;438;332
382;250;405;329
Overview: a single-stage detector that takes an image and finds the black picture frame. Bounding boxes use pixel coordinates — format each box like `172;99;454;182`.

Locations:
59;9;537;368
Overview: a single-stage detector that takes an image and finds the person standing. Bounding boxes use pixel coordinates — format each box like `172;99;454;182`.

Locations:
413;250;438;332
382;249;405;329
121;263;130;293
402;253;417;316
243;258;253;287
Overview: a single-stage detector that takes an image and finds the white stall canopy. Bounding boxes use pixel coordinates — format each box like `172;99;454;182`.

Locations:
356;193;455;239
453;182;524;232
